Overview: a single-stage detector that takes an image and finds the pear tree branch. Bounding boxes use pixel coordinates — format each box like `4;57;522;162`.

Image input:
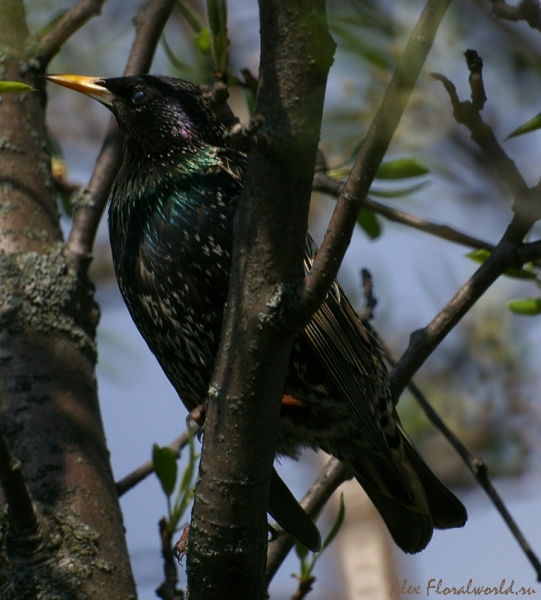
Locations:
64;0;176;269
312;172;498;252
37;0;105;66
296;0;453;324
391;51;541;399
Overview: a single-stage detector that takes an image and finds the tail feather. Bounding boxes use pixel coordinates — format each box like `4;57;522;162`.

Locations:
346;429;467;554
346;453;434;554
399;425;467;530
268;468;321;552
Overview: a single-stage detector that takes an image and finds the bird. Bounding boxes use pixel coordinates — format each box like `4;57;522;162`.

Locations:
45;73;467;554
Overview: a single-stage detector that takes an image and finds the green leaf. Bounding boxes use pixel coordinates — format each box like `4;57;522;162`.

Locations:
466;249;490;263
0;81;35;93
326;166;350;181
370;181;429;199
330;19;394;71
35;10;68;37
376;158;429;179
176;0;204;33
320;493;345;552
152;444;178;497
207;0;229;73
295;539;309;562
195;28;212;56
466;249;537;280
161;35;196;75
508;297;541;316
357;207;382;239
507;111;541;139
300;494;346;579
169;430;200;530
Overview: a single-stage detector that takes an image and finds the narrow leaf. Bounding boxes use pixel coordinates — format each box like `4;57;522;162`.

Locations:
358;207;382;239
0;81;35;93
466;249;537;280
508;298;541;316
507;111;541;139
161;35;196;74
35;10;68;37
170;430;200;530
320;493;346;552
207;0;229;73
376;158;429;179
370;181;429;198
295;540;309;562
176;0;204;33
152;444;178;497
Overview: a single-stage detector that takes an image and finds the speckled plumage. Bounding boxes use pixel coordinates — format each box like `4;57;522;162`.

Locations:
50;74;466;553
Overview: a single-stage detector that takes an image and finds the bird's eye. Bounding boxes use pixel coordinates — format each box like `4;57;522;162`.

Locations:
132;90;146;105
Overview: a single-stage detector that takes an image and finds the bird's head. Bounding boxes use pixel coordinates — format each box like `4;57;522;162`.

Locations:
45;74;224;152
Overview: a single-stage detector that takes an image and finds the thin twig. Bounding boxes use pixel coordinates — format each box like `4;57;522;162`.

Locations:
124;0;177;77
265;458;350;584
65;0;176;268
517;239;541;263
410;376;541;581
37;0;105;66
390;233;520;400
366;270;540;578
489;0;541;31
116;431;190;497
392;53;541;400
464;49;487;111
290;575;316;600
297;0;453;323
156;517;185;600
0;431;45;559
429;75;529;202
312;172;497;252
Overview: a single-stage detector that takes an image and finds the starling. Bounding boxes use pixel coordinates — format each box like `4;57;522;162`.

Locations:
46;73;467;554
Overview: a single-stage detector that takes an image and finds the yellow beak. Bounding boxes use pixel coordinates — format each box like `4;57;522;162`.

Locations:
44;74;114;107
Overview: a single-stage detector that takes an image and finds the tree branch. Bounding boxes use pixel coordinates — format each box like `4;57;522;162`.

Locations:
313;172;497;252
156;517;184;600
186;1;335;597
64;0;176;269
383;342;541;581
488;0;541;31
296;0;453;324
37;0;105;66
391;52;541;400
517;239;541;263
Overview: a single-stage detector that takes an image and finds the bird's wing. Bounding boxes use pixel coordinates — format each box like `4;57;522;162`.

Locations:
301;235;402;463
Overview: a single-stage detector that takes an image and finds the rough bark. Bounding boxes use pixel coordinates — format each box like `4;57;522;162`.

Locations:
186;1;335;598
0;2;136;597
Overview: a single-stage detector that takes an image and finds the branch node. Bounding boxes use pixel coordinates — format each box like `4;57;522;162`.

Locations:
223;114;279;156
490;0;541;31
464;49;487;111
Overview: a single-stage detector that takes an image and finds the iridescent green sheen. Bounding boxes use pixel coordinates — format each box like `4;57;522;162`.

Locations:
71;74;466;553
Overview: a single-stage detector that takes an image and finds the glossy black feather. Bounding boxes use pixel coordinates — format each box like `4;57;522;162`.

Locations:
86;74;466;553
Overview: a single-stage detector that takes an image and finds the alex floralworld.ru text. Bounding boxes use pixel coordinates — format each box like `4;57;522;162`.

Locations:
391;578;536;596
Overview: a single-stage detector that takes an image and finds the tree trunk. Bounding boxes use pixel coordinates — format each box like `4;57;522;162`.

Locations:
0;2;137;597
186;1;335;598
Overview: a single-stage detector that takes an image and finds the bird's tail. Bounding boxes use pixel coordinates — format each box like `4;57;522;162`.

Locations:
344;427;467;554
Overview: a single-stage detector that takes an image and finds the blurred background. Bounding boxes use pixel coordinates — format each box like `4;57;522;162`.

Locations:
32;0;541;597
